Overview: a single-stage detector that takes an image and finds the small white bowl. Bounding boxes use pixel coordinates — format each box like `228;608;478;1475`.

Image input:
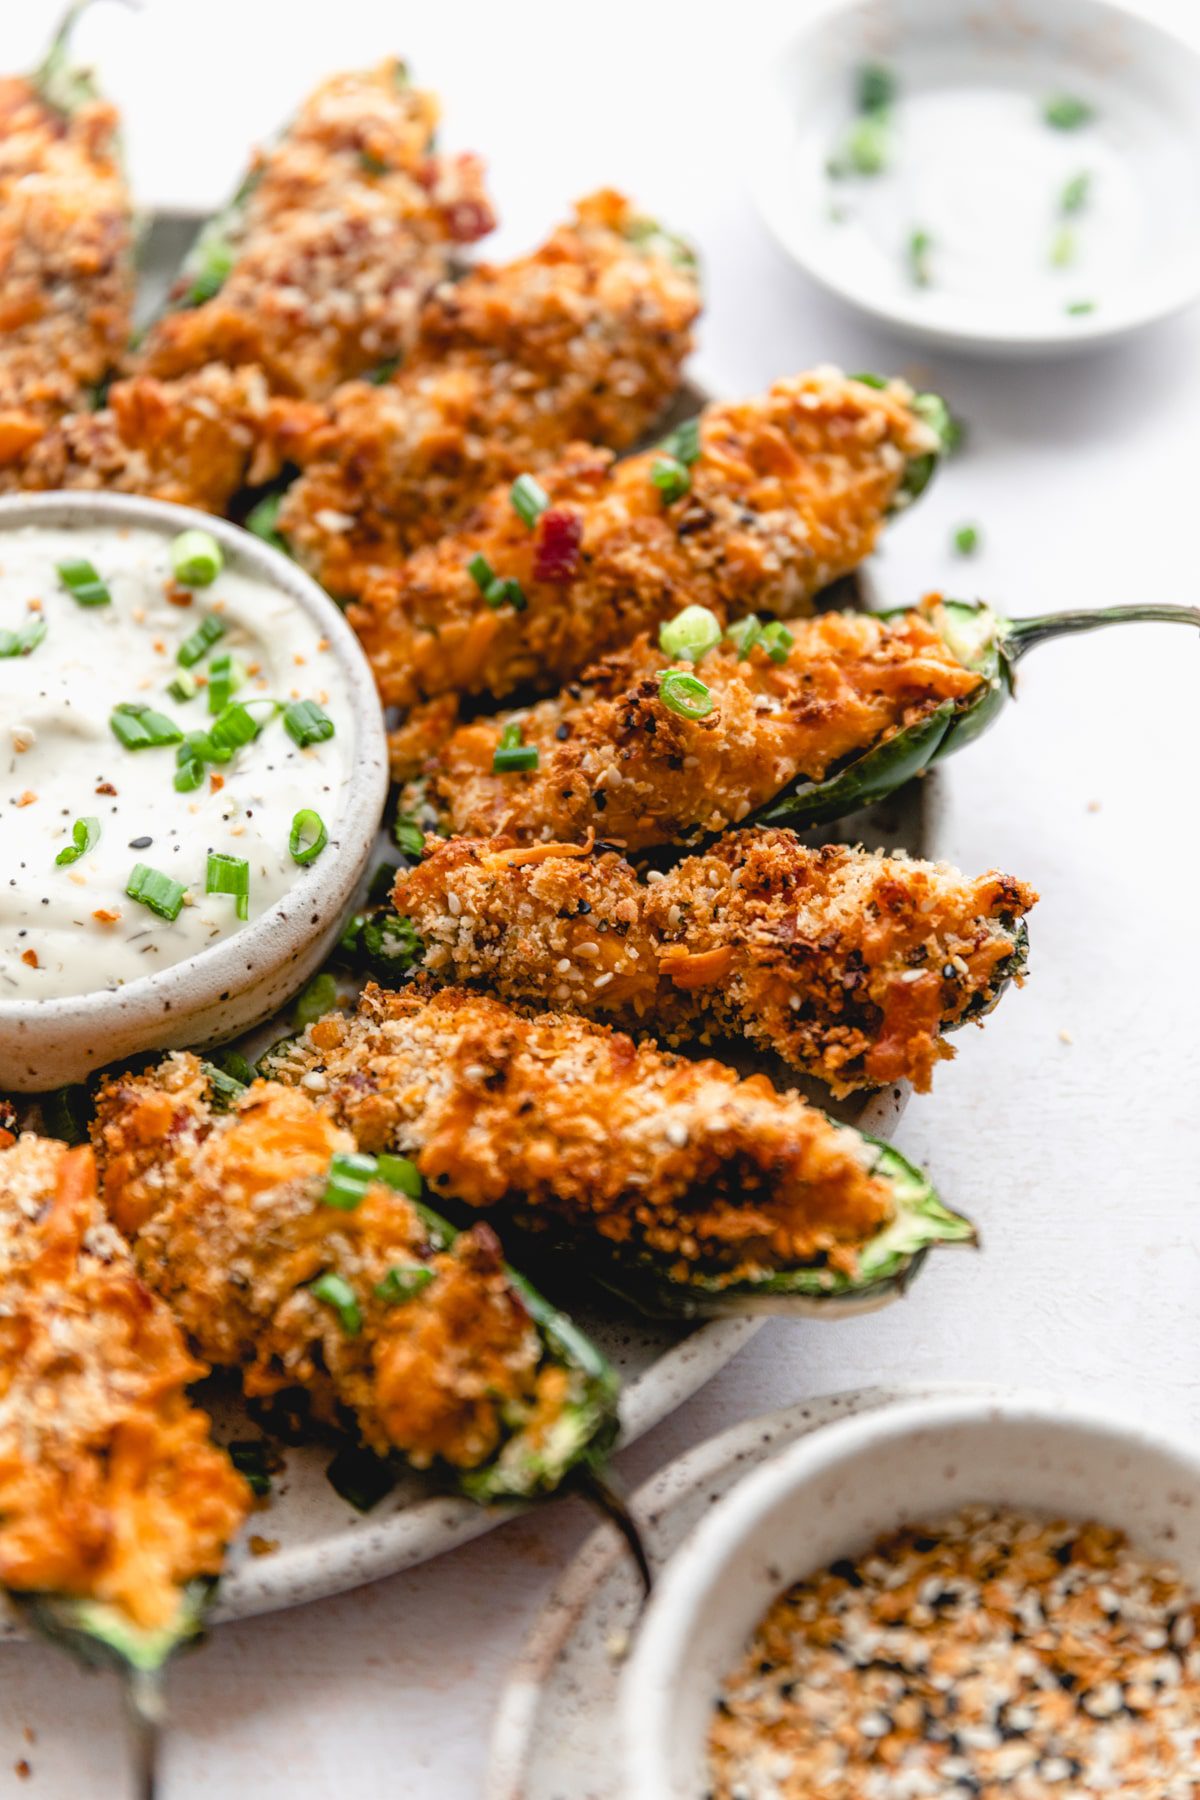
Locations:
620;1388;1200;1798
0;492;388;1092
745;0;1200;356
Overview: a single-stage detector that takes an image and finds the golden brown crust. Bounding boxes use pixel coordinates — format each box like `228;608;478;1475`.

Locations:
0;1136;249;1632
261;983;894;1284
354;371;938;709
0;362;324;510
278;191;700;591
92;1063;560;1471
393;831;1036;1094
401;602;981;846
0;75;133;445
136;61;494;399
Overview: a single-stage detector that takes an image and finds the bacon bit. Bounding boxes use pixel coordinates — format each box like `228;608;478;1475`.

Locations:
494;829;596;868
20;949;38;969
209;772;225;792
533;508;584;583
95;781;117;796
93;908;121;924
659;944;735;989
164;581;194;607
15;791;36;808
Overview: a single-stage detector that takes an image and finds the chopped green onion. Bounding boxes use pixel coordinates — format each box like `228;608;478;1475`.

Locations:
377;1152;422;1199
322;1151;379;1211
167;670;199;704
1043;94;1093;131
1066;300;1096;316
659;417;702;467
1050;225;1076;268
228;1441;272;1497
658;670;714;720
170;528;224;588
177;728;232;772
509;473;550;528
907;228;934;287
393;813;425;858
205;851;250;920
492;721;539;773
211;698;277;752
110;703;184;750
245;492;287;552
289;809;328;864
325;1445;396;1513
174;756;206;793
55;815;100;867
850;372;888;390
827;113;890;179
283;699;335;748
726;614;763;659
309;1271;362;1337
1060;171;1091;215
953;523;981;556
176;614;226;668
126;863;187;922
650;454;691;503
466;553;526;611
57;559;111;607
0;614;46;657
375;1264;435;1305
294;971;337;1028
207;652;246;714
760;620;795;664
659;604;722;664
857;62;895;113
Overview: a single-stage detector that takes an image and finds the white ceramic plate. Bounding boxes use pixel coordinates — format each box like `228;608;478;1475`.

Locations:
745;0;1200;356
485;1383;999;1800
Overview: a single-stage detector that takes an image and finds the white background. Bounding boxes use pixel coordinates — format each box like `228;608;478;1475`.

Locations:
3;1;1200;1793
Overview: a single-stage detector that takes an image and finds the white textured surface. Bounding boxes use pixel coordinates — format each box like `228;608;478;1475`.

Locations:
2;1;1200;1795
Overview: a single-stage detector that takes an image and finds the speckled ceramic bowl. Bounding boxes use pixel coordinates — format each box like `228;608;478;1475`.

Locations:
0;492;388;1092
620;1390;1200;1800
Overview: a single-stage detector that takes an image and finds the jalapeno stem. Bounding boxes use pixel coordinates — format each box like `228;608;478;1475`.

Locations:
1004;603;1200;661
125;1670;163;1800
572;1467;653;1598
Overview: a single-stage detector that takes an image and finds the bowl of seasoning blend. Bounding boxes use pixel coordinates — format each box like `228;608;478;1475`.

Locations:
620;1389;1200;1799
0;491;388;1091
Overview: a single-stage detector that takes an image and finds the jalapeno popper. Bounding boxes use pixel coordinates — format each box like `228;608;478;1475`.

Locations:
353;371;947;712
390;830;1036;1095
277;191;701;596
93;1063;618;1501
400;595;1200;840
254;982;972;1317
0;1135;250;1674
0;9;134;467
136;60;494;400
0;362;322;510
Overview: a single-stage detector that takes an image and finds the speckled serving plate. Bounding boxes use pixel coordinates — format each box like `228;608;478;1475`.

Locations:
2;217;934;1630
485;1383;996;1800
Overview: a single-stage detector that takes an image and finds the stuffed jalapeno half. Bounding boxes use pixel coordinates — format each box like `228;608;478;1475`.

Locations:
256;982;973;1318
92;1060;619;1503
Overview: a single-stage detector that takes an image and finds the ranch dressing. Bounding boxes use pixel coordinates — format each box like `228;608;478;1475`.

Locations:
0;522;353;1002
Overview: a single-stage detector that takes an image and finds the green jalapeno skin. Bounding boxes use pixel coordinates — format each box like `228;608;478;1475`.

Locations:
561;1138;974;1322
756;599;1200;833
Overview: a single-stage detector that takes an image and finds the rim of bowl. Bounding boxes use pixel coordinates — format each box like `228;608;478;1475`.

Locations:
745;0;1200;355
620;1386;1200;1798
0;490;388;1024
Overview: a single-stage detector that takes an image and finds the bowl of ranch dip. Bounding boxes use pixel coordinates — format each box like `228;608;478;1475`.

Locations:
0;492;388;1091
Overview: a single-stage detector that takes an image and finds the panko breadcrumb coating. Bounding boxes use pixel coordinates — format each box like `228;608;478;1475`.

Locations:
259;981;899;1289
136;60;494;399
93;1062;597;1477
0;1136;250;1633
354;370;943;710
0;60;133;463
278;191;701;595
0;363;324;510
399;601;981;839
392;830;1036;1094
